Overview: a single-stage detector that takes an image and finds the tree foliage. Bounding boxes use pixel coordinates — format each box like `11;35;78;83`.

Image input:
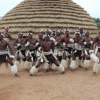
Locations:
93;18;100;30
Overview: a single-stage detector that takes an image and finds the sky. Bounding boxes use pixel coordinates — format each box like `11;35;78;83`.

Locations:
0;0;99;18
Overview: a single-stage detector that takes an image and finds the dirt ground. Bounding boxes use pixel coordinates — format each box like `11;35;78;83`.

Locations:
0;60;100;100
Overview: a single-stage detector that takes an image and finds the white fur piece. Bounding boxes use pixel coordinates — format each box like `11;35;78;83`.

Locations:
43;63;49;70
55;42;57;45
54;49;57;56
69;38;74;43
11;64;18;74
25;42;30;46
51;63;57;70
17;43;20;46
57;64;65;73
30;66;38;75
61;59;67;69
63;42;66;47
70;60;76;70
77;60;82;66
95;47;98;54
90;53;99;63
84;42;87;45
57;51;63;56
84;60;90;68
36;42;39;46
38;47;42;52
50;37;56;42
38;63;44;71
24;61;30;69
93;63;100;73
9;55;15;59
89;50;94;54
14;61;20;70
36;51;41;57
90;41;93;44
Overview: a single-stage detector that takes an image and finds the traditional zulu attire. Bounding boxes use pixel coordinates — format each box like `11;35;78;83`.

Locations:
69;31;84;70
15;41;27;61
91;45;100;74
14;33;29;70
0;48;18;75
36;39;43;58
54;41;63;57
0;48;9;63
60;37;74;69
0;32;18;75
83;39;93;69
3;38;9;42
30;51;65;75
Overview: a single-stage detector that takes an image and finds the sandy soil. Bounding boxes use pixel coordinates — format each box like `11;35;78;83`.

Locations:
0;60;100;100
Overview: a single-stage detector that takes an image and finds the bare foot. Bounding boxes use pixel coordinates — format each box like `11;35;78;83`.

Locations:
71;69;75;72
93;72;96;76
79;65;82;68
15;74;19;77
46;69;49;72
85;68;88;71
62;71;65;74
26;69;29;71
29;74;33;76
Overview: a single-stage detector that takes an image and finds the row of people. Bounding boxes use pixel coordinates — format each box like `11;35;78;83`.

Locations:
0;27;100;77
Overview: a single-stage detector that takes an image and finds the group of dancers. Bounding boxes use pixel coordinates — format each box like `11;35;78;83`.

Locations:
0;27;100;77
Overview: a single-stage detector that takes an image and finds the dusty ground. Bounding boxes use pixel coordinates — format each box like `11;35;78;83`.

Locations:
0;60;100;100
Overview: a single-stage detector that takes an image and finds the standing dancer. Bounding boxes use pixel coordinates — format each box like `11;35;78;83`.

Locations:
60;29;74;69
79;31;93;70
0;33;18;77
69;31;83;70
29;35;65;76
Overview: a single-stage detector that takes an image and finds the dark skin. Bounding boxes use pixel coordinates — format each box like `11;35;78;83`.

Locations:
2;28;12;39
78;32;93;60
13;34;23;47
26;34;38;61
91;32;100;75
60;30;73;59
38;33;44;44
0;35;18;77
14;36;28;61
91;32;100;61
72;33;82;60
80;28;84;35
33;36;59;69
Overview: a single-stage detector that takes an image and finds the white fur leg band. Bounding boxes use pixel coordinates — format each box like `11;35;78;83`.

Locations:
30;66;38;75
51;63;57;70
57;64;65;73
93;63;100;73
77;60;82;66
11;64;18;74
84;60;90;68
61;59;67;69
24;61;30;69
90;53;99;63
70;60;76;70
14;61;20;70
43;63;49;70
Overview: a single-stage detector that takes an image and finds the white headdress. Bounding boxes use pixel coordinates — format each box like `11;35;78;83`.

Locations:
18;32;23;35
75;31;80;35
